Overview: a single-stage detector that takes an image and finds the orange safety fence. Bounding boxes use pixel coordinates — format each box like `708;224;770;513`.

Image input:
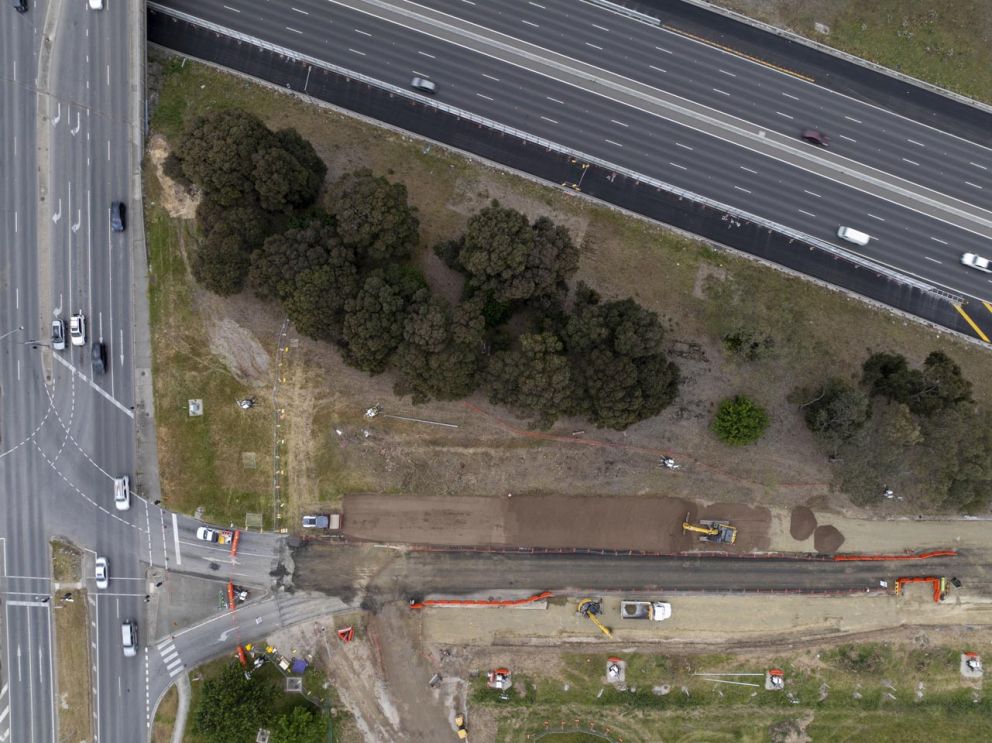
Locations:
226;581;235;610
229;529;241;557
236;645;248;668
410;591;553;610
833;550;958;562
895;576;946;603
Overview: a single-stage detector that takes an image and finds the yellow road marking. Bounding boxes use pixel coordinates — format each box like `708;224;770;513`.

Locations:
954;303;990;342
662;26;816;82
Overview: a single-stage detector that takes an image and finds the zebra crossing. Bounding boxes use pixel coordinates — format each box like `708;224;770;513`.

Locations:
0;681;9;742
156;638;185;678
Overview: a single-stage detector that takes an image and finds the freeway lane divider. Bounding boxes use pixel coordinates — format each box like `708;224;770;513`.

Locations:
409;591;554;609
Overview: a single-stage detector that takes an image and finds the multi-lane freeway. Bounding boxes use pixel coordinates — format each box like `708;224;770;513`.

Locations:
152;0;992;306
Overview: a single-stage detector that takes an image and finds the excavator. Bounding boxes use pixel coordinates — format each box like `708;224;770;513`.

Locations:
577;598;613;638
682;513;738;544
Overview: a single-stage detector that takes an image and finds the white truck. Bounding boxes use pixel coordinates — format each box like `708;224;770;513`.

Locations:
620;600;671;621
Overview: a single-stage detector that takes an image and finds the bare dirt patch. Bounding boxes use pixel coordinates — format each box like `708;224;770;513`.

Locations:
342;493;771;552
50;542;91;743
790;506;817;540
147;133;199;219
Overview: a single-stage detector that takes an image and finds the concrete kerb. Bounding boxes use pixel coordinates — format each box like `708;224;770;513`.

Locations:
131;0;162;507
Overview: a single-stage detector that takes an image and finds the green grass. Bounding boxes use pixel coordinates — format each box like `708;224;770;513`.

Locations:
480;646;991;742
145;175;273;526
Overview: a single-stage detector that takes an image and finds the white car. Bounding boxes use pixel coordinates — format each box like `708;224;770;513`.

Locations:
114;475;130;511
69;312;86;346
88;0;103;8
94;557;109;590
961;253;992;273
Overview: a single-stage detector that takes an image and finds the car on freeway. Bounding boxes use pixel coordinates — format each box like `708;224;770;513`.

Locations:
91;341;106;374
196;526;233;544
69;312;86;346
800;129;829;147
411;77;437;94
95;557;109;590
110;201;126;232
961;253;992;273
88;0;103;8
114;475;130;511
51;319;66;350
12;0;28;13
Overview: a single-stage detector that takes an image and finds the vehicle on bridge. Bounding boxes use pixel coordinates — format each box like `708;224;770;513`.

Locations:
961;252;991;273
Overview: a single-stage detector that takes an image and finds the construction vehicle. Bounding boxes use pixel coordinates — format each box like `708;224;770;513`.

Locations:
620;600;671;621
454;713;468;739
682;513;737;544
577;599;613;638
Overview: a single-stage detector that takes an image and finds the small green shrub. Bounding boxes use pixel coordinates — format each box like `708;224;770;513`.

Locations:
712;395;769;445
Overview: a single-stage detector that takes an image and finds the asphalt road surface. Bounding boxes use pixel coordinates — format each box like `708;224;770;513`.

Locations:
151;0;992;304
1;1;141;741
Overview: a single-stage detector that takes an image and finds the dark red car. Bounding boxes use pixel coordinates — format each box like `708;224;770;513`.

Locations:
801;129;829;147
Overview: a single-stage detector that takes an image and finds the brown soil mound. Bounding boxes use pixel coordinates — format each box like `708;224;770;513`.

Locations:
813;525;845;554
790;506;817;541
342;493;773;552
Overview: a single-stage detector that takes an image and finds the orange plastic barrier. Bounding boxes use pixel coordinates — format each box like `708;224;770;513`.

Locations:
236;645;247;668
895;576;945;603
226;581;235;610
410;591;553;610
833;550;957;562
229;530;241;557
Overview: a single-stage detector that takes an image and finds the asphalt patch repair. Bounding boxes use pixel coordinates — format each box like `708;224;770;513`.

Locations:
341;493;772;552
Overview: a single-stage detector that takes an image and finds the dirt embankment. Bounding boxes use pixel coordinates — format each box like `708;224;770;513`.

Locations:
342;493;772;552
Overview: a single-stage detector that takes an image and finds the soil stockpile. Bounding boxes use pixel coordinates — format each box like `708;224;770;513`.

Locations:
813;525;845;553
790;506;817;541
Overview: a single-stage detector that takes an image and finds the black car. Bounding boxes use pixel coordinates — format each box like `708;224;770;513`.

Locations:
12;0;27;12
110;201;126;232
91;342;106;374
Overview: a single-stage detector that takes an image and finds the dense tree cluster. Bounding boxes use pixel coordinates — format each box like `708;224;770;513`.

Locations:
171;110;326;294
178;110;681;431
192;663;324;743
801;351;990;513
712;395;769;446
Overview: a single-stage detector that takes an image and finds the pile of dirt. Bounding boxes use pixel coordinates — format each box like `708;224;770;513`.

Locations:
790;507;817;541
813;525;845;554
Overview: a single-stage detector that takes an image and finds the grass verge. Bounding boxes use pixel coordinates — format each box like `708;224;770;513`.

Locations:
480;644;989;742
50;540;92;743
152;685;179;743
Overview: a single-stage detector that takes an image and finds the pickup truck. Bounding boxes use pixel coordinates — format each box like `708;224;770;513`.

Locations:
620;600;671;621
196;526;233;544
302;513;342;530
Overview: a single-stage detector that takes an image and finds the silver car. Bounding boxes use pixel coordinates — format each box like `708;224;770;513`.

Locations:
51;319;66;351
411;77;437;94
69;312;86;346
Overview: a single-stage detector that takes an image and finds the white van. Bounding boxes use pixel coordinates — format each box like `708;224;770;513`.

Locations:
837;226;871;246
114;476;130;511
121;620;137;657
